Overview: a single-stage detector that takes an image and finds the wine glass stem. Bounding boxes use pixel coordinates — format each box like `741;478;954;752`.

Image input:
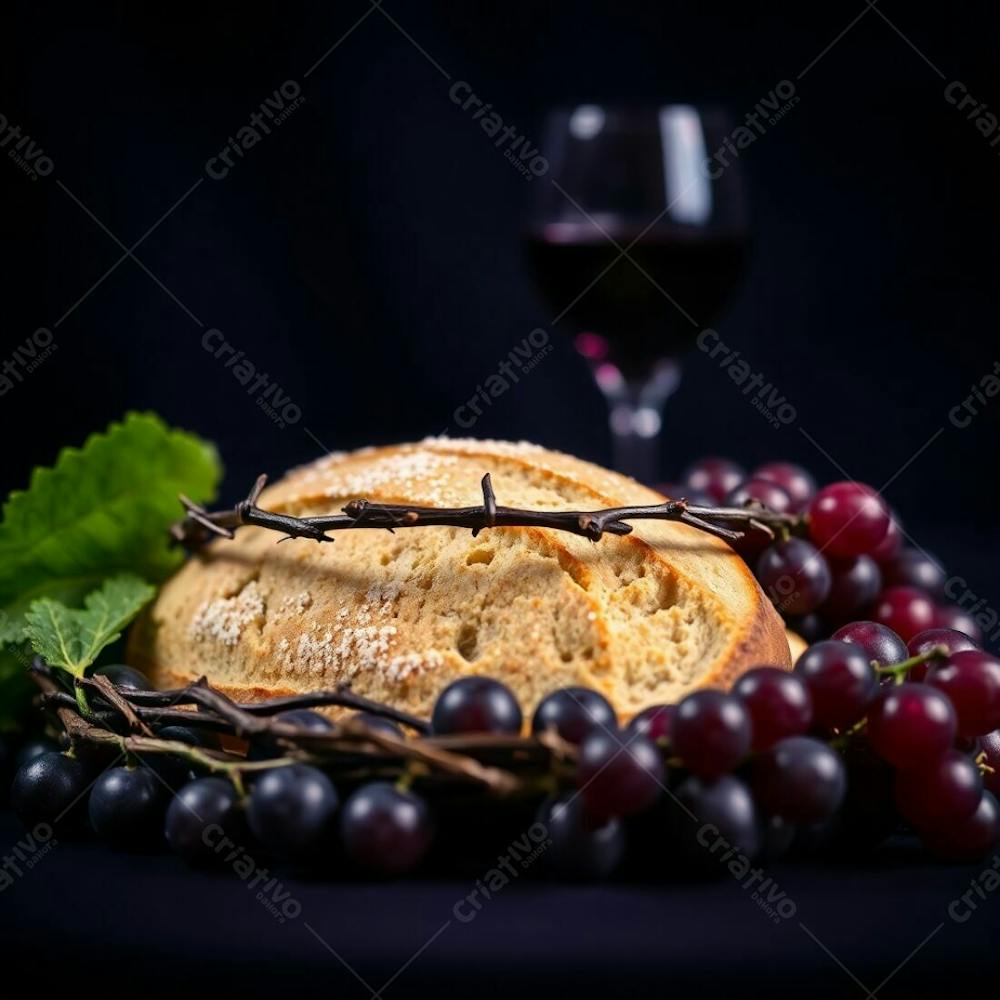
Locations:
594;360;680;484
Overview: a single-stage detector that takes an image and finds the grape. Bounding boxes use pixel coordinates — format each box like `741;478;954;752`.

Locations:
756;537;832;616
808;481;891;558
682;457;745;503
15;736;60;770
340;781;433;875
881;548;946;598
831;621;908;667
751;736;846;825
10;752;92;833
979;731;1000;796
752;461;817;513
935;604;984;645
672;774;761;865
872;586;937;642
164;777;245;867
870;513;903;562
531;687;616;745
787;612;827;643
627;704;675;743
89;765;166;849
921;791;1000;861
431;677;522;735
576;729;664;818
536;795;624;880
93;664;152;691
894;750;982;830
275;709;334;731
725;478;793;513
820;556;882;624
247;764;339;865
673;690;752;777
906;628;978;681
348;712;404;738
732;667;812;750
794;640;878;732
866;683;957;768
926;650;1000;738
145;725;216;788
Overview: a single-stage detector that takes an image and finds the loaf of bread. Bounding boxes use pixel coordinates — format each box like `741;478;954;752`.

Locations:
128;438;790;720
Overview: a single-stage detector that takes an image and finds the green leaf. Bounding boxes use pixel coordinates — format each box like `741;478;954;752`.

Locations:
23;574;156;676
0;411;221;646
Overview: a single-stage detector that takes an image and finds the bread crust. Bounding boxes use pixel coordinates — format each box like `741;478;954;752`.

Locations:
128;439;789;720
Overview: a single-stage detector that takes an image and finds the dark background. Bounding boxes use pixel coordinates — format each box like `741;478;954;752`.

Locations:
1;1;998;585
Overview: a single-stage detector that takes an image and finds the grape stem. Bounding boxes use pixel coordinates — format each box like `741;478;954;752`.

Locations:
874;645;949;679
171;472;805;550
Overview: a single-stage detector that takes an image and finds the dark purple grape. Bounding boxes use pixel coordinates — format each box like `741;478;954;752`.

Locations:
906;628;978;681
536;795;624;880
756;537;832;616
894;750;982;830
432;677;522;735
673;690;752;778
867;683;957;769
348;712;404;738
94;664;153;691
732;667;812;750
935;604;984;645
146;725;215;788
682;457;745;504
576;729;664;819
752;461;817;513
787;612;828;643
14;736;60;770
164;777;245;867
627;704;675;744
921;791;1000;861
870;513;903;562
872;586;937;642
725;478;792;513
808;481;892;558
89;765;166;849
751;736;846;825
881;548;946;598
927;650;1000;738
656;482;715;506
671;774;761;866
532;687;616;745
820;556;882;624
247;764;339;865
832;620;907;667
340;782;433;875
10;752;91;834
276;709;334;731
794;640;878;733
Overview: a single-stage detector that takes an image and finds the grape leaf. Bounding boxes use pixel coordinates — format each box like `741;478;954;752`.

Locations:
0;411;220;644
23;574;156;676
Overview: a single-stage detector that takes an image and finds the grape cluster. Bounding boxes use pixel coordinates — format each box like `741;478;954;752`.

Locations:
669;457;982;645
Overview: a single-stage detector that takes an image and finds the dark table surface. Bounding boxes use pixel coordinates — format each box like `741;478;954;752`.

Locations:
2;809;997;999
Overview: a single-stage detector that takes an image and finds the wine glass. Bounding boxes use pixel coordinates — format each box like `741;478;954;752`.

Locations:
525;105;749;484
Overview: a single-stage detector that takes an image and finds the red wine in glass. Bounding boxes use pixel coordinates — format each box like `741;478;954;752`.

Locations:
525;106;749;482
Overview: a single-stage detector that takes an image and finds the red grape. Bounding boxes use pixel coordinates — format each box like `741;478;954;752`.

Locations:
935;604;984;645
682;457;745;504
756;537;832;616
794;640;878;733
576;729;664;819
732;667;812;750
725;478;793;513
872;586;937;642
627;704;675;743
906;628;978;681
752;461;817;513
926;650;1000;738
673;690;752;778
807;481;891;558
870;514;902;562
820;555;882;624
751;735;846;825
921;791;1000;861
881;548;946;598
867;682;957;769
894;749;982;830
832;620;908;666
